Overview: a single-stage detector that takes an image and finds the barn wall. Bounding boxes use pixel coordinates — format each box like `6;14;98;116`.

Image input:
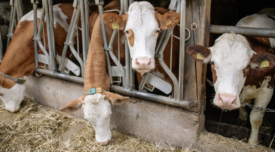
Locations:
25;75;202;148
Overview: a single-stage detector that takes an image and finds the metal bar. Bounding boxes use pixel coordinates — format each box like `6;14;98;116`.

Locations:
84;0;90;60
110;85;192;109
210;25;275;38
170;34;173;70
80;0;87;67
58;3;78;72
47;0;57;72
7;1;16;47
130;58;135;90
155;30;167;54
97;3;113;84
32;0;39;68
125;42;130;89
35;69;83;83
69;45;84;77
17;0;23;18
0;27;3;62
178;0;186;100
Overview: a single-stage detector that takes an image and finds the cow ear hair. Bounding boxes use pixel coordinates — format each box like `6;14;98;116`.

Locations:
101;91;129;105
186;45;212;63
102;13;128;31
59;96;85;113
155;12;180;30
250;53;275;69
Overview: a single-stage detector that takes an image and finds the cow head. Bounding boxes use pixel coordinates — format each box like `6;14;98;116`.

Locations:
187;33;275;110
103;1;180;73
60;92;129;145
0;77;25;112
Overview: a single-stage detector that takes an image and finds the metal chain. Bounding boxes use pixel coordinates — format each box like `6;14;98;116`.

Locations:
206;78;275;112
241;101;275;113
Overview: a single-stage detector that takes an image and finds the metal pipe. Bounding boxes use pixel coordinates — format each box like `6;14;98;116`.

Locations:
84;0;90;61
119;0;124;15
125;42;130;89
97;4;113;84
32;0;39;68
7;2;16;47
17;0;23;18
47;0;57;72
80;0;87;67
35;69;83;83
177;0;186;101
0;27;3;62
58;4;78;72
210;25;275;38
110;85;192;109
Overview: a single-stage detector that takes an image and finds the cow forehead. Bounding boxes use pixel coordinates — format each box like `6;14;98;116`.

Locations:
212;33;254;69
126;2;158;32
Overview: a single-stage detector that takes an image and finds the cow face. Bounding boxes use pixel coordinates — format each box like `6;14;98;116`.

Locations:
187;33;274;110
103;2;180;74
60;92;128;145
0;82;25;112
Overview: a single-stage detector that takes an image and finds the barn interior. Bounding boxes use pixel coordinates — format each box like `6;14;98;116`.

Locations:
1;0;275;150
205;0;275;149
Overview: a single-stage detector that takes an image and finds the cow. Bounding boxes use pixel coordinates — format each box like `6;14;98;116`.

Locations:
0;3;89;112
59;0;180;145
186;13;275;145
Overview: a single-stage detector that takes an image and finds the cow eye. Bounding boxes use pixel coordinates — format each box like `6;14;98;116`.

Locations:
156;29;160;33
246;65;250;68
210;61;214;65
125;30;129;34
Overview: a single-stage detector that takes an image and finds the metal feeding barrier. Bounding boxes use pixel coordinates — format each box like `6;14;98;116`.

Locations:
2;0;274;110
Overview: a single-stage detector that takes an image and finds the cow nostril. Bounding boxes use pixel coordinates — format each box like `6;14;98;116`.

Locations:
135;59;140;65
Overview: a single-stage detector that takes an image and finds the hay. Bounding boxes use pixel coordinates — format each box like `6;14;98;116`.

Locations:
0;97;199;152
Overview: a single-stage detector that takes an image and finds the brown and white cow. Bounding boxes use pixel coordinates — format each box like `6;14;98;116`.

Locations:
0;3;83;112
60;0;180;145
187;13;275;145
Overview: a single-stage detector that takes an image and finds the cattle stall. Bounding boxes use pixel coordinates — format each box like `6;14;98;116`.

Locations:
0;0;275;151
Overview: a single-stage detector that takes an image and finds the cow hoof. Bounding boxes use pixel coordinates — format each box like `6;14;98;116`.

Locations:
237;118;247;127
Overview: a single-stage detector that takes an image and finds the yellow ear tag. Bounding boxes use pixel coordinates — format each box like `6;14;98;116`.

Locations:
112;23;119;30
260;60;269;68
166;20;172;27
197;53;204;60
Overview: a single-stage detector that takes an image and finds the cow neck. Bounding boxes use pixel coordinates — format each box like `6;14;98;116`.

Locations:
84;0;122;92
244;36;275;88
0;21;36;88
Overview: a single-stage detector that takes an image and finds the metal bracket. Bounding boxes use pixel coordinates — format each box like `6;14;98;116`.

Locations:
56;54;81;76
155;54;163;58
139;73;172;94
103;47;113;51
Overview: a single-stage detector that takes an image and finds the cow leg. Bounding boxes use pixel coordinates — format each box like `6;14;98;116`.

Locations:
237;99;252;126
248;88;273;145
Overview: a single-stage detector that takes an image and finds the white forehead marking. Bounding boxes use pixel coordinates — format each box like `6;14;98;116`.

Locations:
19;4;69;31
126;2;158;32
212;33;254;69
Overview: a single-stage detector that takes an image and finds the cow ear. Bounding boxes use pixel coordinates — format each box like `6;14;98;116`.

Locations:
102;13;128;31
186;45;212;63
250;53;275;69
155;12;180;30
101;91;129;105
59;96;85;113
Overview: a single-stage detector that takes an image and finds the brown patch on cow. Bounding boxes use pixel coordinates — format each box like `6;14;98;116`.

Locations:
211;64;217;83
127;29;134;47
55;3;74;25
243;36;275;88
253;119;263;128
186;45;211;62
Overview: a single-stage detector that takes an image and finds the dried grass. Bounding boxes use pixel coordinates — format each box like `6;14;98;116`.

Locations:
0;97;199;152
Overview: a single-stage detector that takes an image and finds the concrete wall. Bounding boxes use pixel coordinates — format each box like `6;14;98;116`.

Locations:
25;75;204;148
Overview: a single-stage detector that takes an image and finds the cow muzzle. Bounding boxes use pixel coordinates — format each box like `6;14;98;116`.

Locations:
134;57;153;72
216;93;239;110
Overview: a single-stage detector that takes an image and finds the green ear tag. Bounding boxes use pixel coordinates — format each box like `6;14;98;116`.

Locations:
88;88;96;95
260;60;269;68
112;23;119;30
197;53;204;60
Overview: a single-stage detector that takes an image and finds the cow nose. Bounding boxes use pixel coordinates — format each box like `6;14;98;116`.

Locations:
135;58;151;66
98;140;110;146
218;93;237;106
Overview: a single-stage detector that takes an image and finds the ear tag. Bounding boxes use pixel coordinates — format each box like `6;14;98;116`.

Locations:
197;53;205;60
112;23;119;30
260;60;269;68
166;20;172;27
